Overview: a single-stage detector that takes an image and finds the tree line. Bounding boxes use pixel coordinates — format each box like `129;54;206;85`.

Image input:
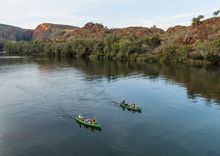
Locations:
3;34;220;64
4;34;161;61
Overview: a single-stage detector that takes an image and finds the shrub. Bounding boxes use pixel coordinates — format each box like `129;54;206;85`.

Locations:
195;39;220;63
158;46;190;63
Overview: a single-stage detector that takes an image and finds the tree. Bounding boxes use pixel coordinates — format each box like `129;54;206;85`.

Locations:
198;15;204;20
192;15;204;26
72;39;89;57
118;38;134;59
213;10;220;16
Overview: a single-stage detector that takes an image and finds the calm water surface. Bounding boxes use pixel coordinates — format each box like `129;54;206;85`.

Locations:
0;57;220;156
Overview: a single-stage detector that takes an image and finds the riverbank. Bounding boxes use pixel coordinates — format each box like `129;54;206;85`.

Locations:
2;37;220;65
1;17;220;65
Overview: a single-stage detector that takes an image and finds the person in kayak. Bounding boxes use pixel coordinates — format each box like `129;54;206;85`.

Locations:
130;103;136;108
91;117;97;124
83;117;96;124
84;118;91;123
79;114;85;121
122;100;125;104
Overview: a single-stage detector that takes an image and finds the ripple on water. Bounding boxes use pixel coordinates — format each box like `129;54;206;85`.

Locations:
1;59;220;156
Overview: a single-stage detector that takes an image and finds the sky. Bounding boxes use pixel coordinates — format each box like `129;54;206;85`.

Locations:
0;0;220;30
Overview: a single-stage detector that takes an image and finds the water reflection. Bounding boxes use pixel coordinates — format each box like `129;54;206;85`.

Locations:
1;57;220;105
1;57;220;156
33;58;220;104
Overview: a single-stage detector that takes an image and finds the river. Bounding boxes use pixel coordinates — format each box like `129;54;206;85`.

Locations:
0;57;220;156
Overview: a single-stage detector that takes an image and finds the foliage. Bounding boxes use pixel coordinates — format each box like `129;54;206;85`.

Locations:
4;32;161;61
157;46;190;63
192;15;205;26
213;10;220;16
198;15;204;19
4;35;220;64
195;39;220;63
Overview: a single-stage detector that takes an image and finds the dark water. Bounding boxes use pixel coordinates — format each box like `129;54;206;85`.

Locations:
0;57;220;156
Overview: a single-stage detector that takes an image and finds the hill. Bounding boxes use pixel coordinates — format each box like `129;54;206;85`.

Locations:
2;17;220;64
164;17;220;44
0;24;33;41
32;23;78;40
1;17;220;42
0;22;165;41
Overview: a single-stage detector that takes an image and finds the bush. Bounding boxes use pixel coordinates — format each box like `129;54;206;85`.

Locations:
142;36;161;49
158;46;190;63
4;34;162;60
158;46;177;63
195;39;220;63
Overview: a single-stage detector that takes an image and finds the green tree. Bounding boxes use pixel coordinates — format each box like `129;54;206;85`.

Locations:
192;15;204;26
92;41;105;59
62;42;74;57
72;39;89;57
117;38;134;60
195;39;220;63
104;34;121;59
198;15;204;20
213;10;220;16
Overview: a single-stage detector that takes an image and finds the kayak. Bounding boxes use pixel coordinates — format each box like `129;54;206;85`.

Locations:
120;103;142;112
75;115;102;129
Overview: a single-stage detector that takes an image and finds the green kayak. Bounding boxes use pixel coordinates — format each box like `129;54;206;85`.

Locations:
75;115;102;129
120;103;142;112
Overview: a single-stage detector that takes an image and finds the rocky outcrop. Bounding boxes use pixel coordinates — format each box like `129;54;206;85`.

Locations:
112;26;164;38
166;25;188;34
1;17;220;42
63;22;108;39
32;23;78;40
166;17;220;44
63;22;164;40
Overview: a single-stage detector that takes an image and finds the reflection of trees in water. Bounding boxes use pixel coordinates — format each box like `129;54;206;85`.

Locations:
36;58;220;103
156;64;220;103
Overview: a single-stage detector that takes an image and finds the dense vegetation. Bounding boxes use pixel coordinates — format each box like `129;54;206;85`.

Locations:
4;35;161;61
3;35;220;64
195;39;220;63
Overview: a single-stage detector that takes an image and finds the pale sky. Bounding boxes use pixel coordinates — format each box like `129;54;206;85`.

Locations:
0;0;219;29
